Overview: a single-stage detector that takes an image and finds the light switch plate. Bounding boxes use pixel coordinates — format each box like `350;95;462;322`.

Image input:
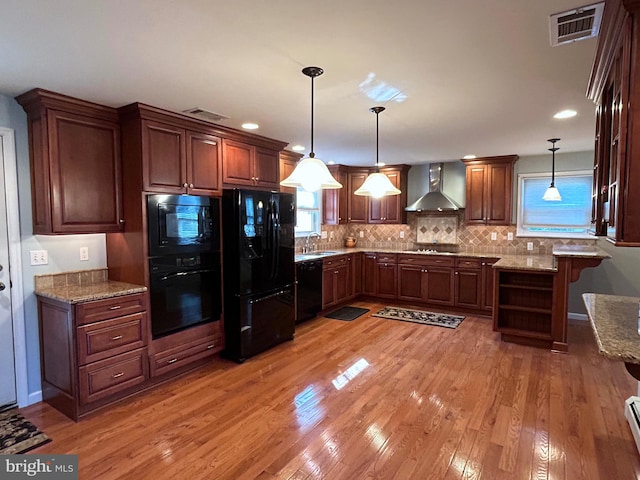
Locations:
507;232;514;241
30;250;48;266
80;247;89;261
527;242;534;251
321;231;327;239
491;232;497;241
359;231;364;238
399;231;405;239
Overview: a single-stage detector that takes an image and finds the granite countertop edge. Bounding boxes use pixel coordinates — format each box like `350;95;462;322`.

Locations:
35;281;147;304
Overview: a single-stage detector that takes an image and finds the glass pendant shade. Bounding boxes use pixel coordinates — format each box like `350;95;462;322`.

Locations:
280;156;342;191
543;138;561;202
280;66;342;192
354;106;401;198
354;172;401;198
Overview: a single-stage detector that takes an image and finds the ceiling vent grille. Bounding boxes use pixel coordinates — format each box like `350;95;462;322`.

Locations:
182;108;229;122
549;2;604;46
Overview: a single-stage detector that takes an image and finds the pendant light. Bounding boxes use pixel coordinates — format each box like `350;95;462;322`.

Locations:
280;66;342;192
542;138;562;201
354;106;401;198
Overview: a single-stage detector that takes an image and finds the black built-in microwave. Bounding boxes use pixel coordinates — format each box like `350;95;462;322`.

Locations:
147;194;219;257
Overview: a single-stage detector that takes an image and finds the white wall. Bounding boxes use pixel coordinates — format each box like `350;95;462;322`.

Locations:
0;94;107;401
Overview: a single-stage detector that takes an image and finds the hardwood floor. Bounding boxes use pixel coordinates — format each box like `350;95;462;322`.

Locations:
21;300;640;479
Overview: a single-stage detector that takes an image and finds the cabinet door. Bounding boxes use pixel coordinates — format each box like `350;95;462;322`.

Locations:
186;131;221;195
142;120;186;194
334;265;350;303
424;267;454;305
279;155;298;195
398;265;425;302
349;253;362;297
376;263;397;299
486;163;512;225
255;148;280;189
465;165;487;224
369;171;402;224
222;139;255;186
362;254;377;295
323;169;348;225
454;269;481;308
348;172;369;223
48;110;123;232
322;268;336;308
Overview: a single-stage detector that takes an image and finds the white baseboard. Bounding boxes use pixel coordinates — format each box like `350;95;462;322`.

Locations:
568;312;588;321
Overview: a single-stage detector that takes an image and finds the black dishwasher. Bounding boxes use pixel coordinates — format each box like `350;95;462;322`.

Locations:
296;259;323;323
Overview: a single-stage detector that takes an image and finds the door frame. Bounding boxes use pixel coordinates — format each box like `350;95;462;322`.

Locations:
0;127;28;407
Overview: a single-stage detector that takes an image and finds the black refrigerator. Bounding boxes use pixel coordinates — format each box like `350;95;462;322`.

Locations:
221;189;296;362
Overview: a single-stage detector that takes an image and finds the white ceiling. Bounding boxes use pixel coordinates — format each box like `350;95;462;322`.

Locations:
0;0;598;166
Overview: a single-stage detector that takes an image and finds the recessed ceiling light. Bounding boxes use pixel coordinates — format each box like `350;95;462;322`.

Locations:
242;122;259;130
291;145;305;152
375;162;386;167
463;155;476;160
327;160;335;165
553;109;577;119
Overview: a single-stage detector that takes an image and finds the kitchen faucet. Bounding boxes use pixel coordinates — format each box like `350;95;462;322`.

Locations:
303;232;321;253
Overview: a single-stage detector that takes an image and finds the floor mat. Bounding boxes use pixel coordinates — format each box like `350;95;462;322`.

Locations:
0;409;51;454
325;306;370;321
372;306;464;329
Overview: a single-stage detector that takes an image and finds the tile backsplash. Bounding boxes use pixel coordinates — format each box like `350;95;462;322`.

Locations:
296;211;596;254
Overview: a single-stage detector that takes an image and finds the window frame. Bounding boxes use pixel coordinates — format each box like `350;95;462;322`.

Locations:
294;188;322;238
516;170;593;239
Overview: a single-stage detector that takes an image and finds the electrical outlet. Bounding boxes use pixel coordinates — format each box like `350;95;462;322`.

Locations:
30;250;48;266
527;242;533;251
491;232;497;241
507;232;514;241
359;231;364;238
80;246;89;261
329;231;334;239
321;231;327;239
399;231;405;239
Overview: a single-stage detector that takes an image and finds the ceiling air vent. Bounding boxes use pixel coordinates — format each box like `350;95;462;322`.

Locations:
182;107;229;122
549;2;604;46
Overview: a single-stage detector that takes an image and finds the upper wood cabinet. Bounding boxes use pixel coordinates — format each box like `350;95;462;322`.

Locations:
587;0;640;245
462;155;518;226
279;150;302;195
16;89;124;234
322;165;349;225
368;166;410;224
120;104;222;196
322;164;410;225
222;139;280;190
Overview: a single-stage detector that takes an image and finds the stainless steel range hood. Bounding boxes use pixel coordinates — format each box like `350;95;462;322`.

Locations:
405;163;461;212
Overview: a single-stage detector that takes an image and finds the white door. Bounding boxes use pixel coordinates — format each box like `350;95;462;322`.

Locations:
0;136;16;409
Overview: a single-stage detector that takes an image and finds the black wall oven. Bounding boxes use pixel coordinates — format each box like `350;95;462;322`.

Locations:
147;194;222;339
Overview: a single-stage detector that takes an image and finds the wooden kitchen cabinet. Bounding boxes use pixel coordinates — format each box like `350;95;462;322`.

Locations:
362;253;378;296
139;119;222;195
222;139;280;189
349;253;362;297
37;292;149;421
481;258;499;311
322;165;349;225
454;258;482;309
348;170;370;223
376;253;398;299
462;155;518;226
279;150;302;195
587;0;640;245
368;166;411;224
322;256;350;308
16;89;124;234
397;254;454;306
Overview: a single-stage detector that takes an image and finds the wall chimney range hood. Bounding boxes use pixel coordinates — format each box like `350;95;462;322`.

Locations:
405;163;461;212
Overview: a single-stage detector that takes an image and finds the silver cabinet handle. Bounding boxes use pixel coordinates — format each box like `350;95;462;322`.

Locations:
167;358;178;364
109;305;121;310
112;372;124;379
189;183;194;188
207;344;214;349
111;335;123;341
183;182;188;188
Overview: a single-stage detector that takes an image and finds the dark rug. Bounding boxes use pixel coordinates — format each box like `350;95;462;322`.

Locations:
0;409;51;454
325;306;370;321
373;306;464;329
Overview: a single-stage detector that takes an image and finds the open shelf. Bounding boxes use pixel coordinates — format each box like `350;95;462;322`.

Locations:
499;271;554;289
498;304;552;315
498;283;553;292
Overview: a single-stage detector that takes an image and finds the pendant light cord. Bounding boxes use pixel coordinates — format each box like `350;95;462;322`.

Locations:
547;138;560;187
376;110;379;173
310;74;315;158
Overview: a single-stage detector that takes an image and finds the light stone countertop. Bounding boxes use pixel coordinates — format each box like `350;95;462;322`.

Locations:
35;280;147;304
583;293;640;363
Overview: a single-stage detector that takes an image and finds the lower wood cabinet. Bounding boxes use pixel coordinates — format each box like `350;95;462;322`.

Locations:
481;258;499;311
454;258;482;309
322;256;350;309
38;292;150;421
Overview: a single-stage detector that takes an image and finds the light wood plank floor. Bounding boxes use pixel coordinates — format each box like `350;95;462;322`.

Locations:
21;301;640;479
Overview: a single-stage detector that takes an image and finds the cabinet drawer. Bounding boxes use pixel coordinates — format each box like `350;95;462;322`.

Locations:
151;335;220;377
376;253;397;264
77;312;148;365
76;293;147;325
78;348;148;404
397;254;454;267
455;258;482;269
323;256;347;268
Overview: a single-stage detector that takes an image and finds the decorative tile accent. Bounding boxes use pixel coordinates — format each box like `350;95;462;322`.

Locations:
416;216;457;244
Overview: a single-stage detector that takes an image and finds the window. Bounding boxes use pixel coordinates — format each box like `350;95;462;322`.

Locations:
517;171;592;238
295;188;321;237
